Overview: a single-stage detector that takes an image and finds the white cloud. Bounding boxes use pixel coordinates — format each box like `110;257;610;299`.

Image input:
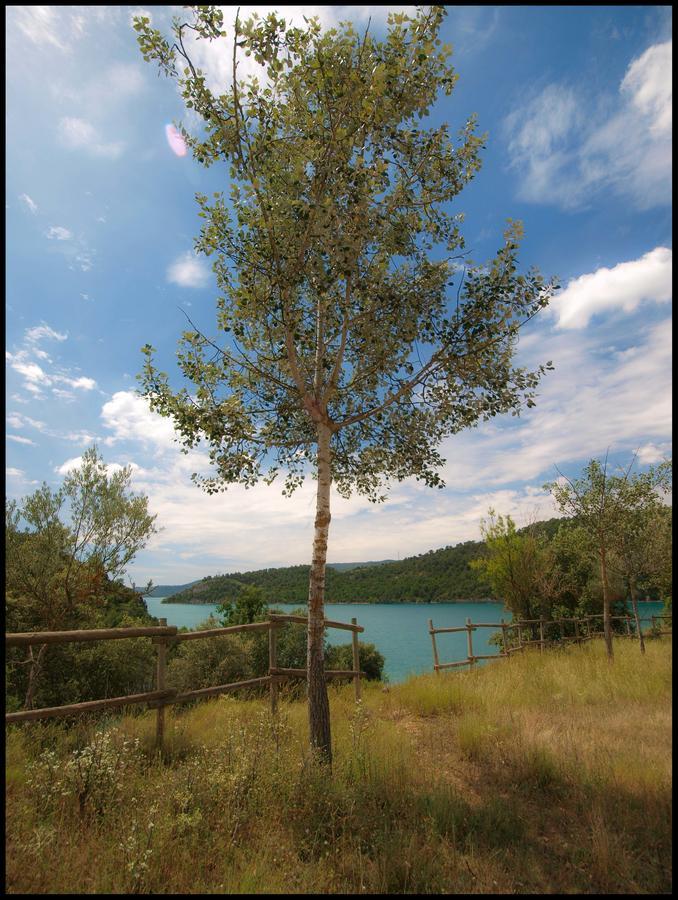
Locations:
6;467;25;478
166;251;210;288
636;442;672;465
58;117;125;159
621;40;671;136
505;40;672;209
25;323;68;343
12;6;68;51
550;247;672;329
101;391;183;450
45;225;72;241
7;435;36;446
19;193;38;213
55;456;84;476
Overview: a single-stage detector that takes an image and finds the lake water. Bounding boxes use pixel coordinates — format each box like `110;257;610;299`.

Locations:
143;597;666;683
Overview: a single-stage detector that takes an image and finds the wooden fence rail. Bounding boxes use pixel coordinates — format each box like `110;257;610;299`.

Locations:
429;613;671;673
5;614;366;751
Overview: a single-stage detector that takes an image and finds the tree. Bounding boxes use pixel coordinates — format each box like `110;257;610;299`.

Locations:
545;455;670;661
218;584;268;625
5;446;157;707
134;7;555;762
471;511;551;621
607;460;672;653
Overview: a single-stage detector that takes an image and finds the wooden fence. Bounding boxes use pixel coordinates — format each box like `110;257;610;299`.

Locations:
5;613;365;751
429;613;672;673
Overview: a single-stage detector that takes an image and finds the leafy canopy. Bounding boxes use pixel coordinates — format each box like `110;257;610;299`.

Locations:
135;7;555;501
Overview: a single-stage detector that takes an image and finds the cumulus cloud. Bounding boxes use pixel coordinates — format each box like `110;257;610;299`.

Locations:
166;251;210;288
550;247;672;329
7;435;36;446
505;40;672;209
101;391;183;450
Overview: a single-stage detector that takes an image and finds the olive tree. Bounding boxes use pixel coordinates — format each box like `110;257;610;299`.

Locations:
134;7;555;762
6;446;157;707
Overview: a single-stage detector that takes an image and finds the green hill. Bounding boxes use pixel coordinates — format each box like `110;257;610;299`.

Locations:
163;540;494;605
161;517;567;606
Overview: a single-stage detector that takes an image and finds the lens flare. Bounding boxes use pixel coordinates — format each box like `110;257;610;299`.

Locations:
165;123;187;157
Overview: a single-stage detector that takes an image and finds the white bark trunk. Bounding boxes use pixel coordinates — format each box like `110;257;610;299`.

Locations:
307;422;333;763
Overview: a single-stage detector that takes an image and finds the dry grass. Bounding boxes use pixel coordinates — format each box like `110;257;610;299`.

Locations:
5;637;672;894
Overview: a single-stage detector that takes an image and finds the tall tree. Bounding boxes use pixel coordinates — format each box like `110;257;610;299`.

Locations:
607;460;672;653
6;446;157;707
545;455;671;660
134;7;555;762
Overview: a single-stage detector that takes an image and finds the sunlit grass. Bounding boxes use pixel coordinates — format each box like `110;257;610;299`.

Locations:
5;637;672;894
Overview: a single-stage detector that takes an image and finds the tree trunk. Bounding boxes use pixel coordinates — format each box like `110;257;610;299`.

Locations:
628;579;645;655
24;643;48;709
600;547;614;661
307;422;333;765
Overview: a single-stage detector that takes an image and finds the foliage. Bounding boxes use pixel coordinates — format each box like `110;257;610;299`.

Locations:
134;7;555;500
6;446;157;632
326;641;385;681
217;584;268;625
471;511;551;619
5;448;158;710
167;616;257;693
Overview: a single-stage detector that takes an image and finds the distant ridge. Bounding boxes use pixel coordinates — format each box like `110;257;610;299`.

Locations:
155;518;566;606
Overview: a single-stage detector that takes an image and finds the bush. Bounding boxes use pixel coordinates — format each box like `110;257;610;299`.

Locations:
326;641;385;681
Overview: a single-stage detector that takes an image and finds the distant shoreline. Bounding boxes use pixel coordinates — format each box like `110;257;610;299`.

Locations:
158;597;499;605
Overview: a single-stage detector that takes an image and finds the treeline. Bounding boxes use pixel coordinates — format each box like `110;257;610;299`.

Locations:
164;535;505;605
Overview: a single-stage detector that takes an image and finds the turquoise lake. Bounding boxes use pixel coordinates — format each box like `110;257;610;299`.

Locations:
144;597;666;683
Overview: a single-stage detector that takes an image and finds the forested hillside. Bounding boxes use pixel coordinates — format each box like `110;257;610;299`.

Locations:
163;539;495;605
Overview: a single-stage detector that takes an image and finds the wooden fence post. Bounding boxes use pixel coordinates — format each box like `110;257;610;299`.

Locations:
351;618;361;702
625;614;631;637
466;617;475;667
269;620;278;715
500;619;508;657
155;618;167;753
539;616;545;653
574;618;580;645
429;619;440;673
517;622;523;651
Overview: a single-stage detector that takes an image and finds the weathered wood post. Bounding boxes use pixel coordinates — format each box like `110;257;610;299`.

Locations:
574;618;580;645
466;617;475;668
517;622;523;651
155;618;167;753
351;617;361;702
651;615;656;634
269;619;278;715
625;614;632;637
500;618;509;657
539;616;545;653
429;619;440;673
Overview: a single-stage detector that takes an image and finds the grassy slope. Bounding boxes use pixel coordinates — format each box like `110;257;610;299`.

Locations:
6;638;671;894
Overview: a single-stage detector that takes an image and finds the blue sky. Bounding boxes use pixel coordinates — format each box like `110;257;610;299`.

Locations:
6;6;672;586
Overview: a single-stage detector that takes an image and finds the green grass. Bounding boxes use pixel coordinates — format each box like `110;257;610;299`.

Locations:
5;638;672;894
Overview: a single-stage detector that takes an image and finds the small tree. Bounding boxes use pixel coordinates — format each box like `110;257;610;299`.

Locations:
5;446;157;707
472;511;551;621
134;7;555;762
218;584;268;625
